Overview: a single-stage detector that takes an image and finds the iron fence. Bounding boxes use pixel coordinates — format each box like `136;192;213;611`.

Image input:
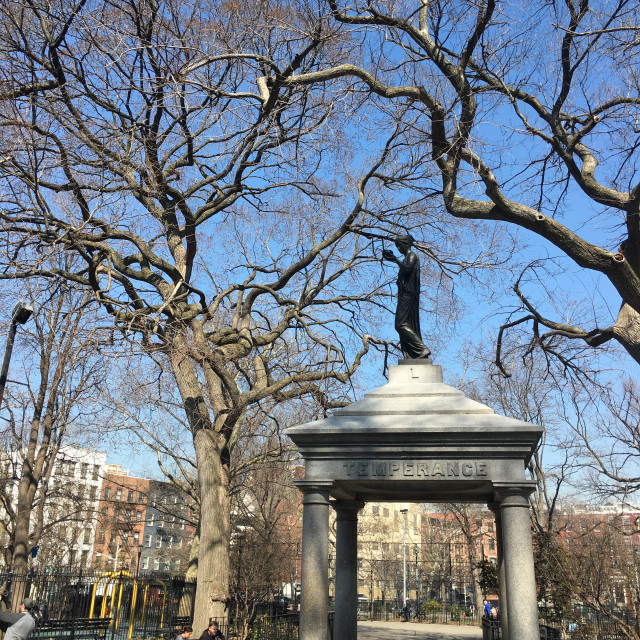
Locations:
0;570;195;640
359;600;481;625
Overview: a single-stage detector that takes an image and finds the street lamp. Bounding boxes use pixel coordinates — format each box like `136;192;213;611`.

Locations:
400;508;408;611
137;544;143;573
0;303;33;408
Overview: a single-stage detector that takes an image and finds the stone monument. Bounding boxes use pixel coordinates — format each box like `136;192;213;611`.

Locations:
287;238;543;640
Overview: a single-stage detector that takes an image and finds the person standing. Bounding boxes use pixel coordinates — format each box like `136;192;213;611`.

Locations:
381;234;431;360
199;620;225;640
0;598;37;640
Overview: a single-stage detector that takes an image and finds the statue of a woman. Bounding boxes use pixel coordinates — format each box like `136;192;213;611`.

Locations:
382;234;431;360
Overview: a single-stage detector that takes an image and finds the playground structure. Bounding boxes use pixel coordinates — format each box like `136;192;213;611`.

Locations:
0;570;196;639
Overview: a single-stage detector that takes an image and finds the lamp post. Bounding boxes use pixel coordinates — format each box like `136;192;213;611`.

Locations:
400;508;408;610
414;545;419;611
0;303;33;409
137;544;143;573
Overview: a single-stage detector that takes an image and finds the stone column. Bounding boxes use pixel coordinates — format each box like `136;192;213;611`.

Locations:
297;482;332;640
332;500;363;640
500;489;539;640
488;502;509;640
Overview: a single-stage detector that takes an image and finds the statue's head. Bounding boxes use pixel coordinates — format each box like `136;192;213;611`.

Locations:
394;234;415;252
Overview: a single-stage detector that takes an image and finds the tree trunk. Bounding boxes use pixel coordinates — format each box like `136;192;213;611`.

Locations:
11;475;33;609
614;303;640;364
192;429;230;632
168;328;233;632
179;523;200;617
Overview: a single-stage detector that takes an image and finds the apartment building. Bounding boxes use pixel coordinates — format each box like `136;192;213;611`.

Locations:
92;465;150;571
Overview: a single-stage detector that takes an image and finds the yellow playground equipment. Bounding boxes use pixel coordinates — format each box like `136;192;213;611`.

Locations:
88;571;167;639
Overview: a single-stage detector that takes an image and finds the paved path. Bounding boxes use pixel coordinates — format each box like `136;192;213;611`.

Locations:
357;620;483;640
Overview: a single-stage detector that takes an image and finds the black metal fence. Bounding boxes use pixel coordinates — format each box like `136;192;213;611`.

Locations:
0;570;196;640
356;600;481;625
0;571;302;640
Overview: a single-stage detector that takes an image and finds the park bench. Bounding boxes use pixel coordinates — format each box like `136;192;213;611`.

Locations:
32;617;112;640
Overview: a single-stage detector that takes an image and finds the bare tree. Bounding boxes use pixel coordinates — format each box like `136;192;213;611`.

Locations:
566;516;640;640
0;276;105;575
564;377;640;500
441;504;488;611
0;0;489;627
277;0;640;368
230;454;301;639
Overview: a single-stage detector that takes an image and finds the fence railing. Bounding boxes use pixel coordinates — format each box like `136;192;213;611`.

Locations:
0;570;196;640
358;600;481;625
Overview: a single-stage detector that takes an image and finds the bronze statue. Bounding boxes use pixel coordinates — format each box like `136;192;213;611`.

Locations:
382;234;431;360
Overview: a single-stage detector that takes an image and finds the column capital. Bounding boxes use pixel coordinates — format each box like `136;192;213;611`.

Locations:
332;499;364;513
295;480;333;505
493;482;536;507
332;500;364;522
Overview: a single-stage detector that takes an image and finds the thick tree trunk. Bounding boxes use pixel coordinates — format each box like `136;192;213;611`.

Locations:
614;303;640;364
192;429;230;632
169;329;232;634
12;492;30;576
11;476;33;608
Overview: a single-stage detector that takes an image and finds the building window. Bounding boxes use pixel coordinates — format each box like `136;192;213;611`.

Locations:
133;531;140;544
168;536;173;549
115;489;122;500
142;556;149;570
371;506;379;515
136;511;142;522
92;465;100;480
98;530;105;543
138;492;145;503
105;487;111;499
126;510;132;521
145;534;152;547
489;539;495;551
383;508;389;517
155;536;162;549
81;463;89;478
114;509;120;520
128;490;134;503
488;521;494;533
83;528;91;545
148;513;154;526
110;531;117;543
153;558;160;571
